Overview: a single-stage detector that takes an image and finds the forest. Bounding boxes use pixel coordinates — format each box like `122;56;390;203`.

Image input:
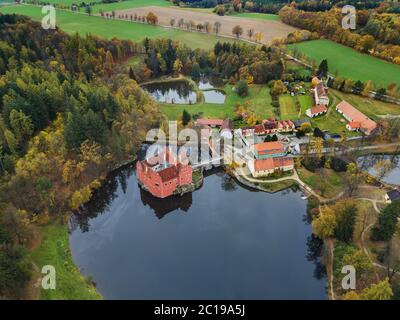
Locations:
0;14;164;298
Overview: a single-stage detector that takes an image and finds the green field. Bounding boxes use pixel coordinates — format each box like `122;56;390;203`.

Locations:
26;0;171;12
32;223;101;300
90;0;171;14
232;12;279;21
279;94;298;119
331;89;400;121
289;39;400;88
160;84;274;120
0;5;235;49
297;95;313;115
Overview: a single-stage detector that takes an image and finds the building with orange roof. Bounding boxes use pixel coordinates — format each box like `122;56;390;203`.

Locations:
306;104;328;118
336;100;378;135
312;78;329;106
252;141;286;159
248;156;294;177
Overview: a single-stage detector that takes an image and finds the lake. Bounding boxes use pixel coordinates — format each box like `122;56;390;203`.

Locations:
142;80;197;104
69;166;327;300
357;154;400;185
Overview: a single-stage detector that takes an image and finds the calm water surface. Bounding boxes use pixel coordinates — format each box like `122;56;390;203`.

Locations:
357;154;400;184
142;80;197;104
69;167;327;299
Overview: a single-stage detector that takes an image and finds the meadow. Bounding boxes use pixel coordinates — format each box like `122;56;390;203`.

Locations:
232;12;279;21
160;84;274;120
0;4;234;49
289;39;400;88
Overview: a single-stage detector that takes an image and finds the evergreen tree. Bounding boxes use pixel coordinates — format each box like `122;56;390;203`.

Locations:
317;59;328;78
182;109;191;126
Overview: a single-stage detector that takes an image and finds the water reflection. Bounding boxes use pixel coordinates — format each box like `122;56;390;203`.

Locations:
140;188;192;219
203;89;226;104
357;154;400;184
142;80;197;104
69;165;327;299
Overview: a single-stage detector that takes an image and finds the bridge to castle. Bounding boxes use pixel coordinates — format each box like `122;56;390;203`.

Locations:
192;156;223;170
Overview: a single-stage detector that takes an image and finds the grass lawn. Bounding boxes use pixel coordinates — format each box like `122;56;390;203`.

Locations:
289;39;400;88
232;12;279;21
32;223;101;300
331;89;400;121
91;0;171;14
279;94;298;119
297;95;313;114
297;167;346;198
286;60;312;77
0;4;235;49
160;84;274;120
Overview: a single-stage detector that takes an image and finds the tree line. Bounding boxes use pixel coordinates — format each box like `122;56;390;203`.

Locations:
0;14;164;298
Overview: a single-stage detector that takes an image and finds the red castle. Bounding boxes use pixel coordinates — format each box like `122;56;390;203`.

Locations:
136;148;193;198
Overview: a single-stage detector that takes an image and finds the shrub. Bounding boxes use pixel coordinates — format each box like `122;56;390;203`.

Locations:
236;80;249;97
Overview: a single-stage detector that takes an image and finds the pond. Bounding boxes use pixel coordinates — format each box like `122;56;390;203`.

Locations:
202;89;226;104
196;76;226;104
357;154;400;185
142;80;197;104
69;166;327;300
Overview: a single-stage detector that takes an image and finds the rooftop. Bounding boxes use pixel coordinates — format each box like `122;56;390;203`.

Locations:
254;141;284;152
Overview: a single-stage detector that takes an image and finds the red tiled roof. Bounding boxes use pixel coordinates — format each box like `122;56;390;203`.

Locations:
254;157;294;171
348;121;361;129
336;100;377;134
254;157;274;171
310;104;327;115
254;141;284;152
158;165;179;182
254;124;265;134
196;118;224;126
221;118;233;131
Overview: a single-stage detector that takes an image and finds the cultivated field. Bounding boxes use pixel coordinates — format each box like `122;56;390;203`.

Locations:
0;5;237;49
105;6;297;44
289;39;400;87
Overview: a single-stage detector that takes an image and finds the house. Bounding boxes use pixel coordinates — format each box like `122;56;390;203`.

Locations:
336;100;378;135
195;118;233;139
136;148;193;198
241;119;295;137
385;189;400;204
248;156;294;178
306;104;328;118
195;118;224;128
312;77;329;106
252;141;286;159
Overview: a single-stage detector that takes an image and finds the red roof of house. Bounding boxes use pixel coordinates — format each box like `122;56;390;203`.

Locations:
348;121;361;129
336;100;377;134
254;157;294;171
254;124;265;134
254;157;274;171
310;104;327;115
254;141;284;152
196;118;224;126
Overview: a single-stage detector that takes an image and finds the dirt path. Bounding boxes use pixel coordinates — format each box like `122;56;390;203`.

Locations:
104;6;297;44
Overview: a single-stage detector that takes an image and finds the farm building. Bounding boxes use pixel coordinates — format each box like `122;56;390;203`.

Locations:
336;100;377;135
306;104;328;118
